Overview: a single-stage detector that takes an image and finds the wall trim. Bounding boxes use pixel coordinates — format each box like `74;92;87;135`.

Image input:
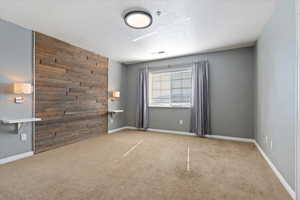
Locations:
125;126;254;141
205;135;254;143
108;127;129;134
113;126;253;142
147;128;196;136
0;151;34;165
254;141;295;199
121;126;196;136
111;126;146;132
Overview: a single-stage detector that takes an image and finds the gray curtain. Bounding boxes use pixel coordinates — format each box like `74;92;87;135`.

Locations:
136;68;149;129
190;61;210;136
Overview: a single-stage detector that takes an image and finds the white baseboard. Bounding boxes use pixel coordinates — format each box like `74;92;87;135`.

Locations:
254;141;295;199
108;126;141;134
205;135;254;143
115;127;252;141
120;126;195;136
147;128;196;136
108;127;128;134
123;126;137;130
0;151;34;165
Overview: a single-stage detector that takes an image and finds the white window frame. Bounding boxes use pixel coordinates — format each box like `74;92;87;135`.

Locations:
148;67;193;108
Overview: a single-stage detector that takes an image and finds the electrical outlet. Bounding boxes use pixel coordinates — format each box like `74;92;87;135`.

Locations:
179;120;183;125
270;140;273;150
20;133;27;141
110;118;114;124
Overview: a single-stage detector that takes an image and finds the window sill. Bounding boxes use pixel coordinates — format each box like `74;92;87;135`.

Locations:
149;105;191;109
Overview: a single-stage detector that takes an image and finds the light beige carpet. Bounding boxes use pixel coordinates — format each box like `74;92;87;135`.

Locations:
0;130;291;200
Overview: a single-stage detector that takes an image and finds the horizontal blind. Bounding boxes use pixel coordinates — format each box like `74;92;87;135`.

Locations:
149;69;192;107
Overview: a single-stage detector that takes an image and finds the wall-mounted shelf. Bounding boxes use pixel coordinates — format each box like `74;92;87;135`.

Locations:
1;118;42;124
1;118;42;134
108;110;124;117
108;110;124;114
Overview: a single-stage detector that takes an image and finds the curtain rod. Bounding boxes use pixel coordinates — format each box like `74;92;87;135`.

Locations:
148;62;193;70
147;58;208;70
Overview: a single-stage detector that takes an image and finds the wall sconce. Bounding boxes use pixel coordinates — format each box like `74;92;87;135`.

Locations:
111;91;120;101
13;83;32;104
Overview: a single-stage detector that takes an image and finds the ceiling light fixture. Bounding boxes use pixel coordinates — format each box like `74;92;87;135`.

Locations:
124;10;152;29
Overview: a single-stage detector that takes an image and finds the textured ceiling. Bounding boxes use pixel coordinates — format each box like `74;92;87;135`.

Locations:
0;0;275;64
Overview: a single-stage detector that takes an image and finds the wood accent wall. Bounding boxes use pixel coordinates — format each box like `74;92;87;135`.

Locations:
34;32;108;153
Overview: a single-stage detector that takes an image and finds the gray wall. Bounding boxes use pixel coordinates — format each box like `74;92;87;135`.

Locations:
255;0;296;190
108;60;127;130
0;19;33;159
126;47;255;139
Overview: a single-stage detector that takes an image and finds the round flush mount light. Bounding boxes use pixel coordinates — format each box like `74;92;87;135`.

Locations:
124;10;152;29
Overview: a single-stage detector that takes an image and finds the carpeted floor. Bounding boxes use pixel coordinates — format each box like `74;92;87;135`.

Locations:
0;130;291;200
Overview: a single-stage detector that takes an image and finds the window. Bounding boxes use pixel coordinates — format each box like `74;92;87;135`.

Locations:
149;68;192;107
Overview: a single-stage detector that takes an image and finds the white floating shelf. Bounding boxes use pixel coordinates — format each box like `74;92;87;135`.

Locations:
108;110;124;117
1;118;42;124
1;118;42;134
108;110;124;113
